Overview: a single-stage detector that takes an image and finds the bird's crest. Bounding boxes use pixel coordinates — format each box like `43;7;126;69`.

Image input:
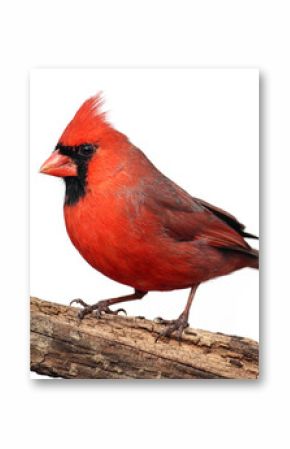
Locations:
59;93;111;146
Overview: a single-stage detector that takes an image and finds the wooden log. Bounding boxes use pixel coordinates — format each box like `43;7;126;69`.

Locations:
30;297;259;379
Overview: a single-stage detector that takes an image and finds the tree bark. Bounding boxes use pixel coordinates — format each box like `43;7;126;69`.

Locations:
30;297;259;379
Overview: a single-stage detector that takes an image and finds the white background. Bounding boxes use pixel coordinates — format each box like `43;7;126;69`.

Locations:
31;68;259;343
1;1;289;449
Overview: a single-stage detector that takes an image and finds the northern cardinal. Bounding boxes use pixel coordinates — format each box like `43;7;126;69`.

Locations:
40;94;258;339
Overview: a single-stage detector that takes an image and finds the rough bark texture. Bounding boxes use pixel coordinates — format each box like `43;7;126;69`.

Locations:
30;297;259;379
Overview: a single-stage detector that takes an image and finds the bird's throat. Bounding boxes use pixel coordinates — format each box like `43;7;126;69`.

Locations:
64;162;88;205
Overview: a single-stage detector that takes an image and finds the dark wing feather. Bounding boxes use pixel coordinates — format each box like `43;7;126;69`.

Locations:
144;175;255;254
193;197;258;240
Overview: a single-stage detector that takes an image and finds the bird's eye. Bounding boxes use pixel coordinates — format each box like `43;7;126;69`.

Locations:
78;144;97;157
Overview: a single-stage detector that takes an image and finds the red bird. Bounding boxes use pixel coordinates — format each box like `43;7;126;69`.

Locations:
40;94;259;339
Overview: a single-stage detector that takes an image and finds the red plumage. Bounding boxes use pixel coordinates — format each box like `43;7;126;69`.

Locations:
60;94;110;146
40;94;259;338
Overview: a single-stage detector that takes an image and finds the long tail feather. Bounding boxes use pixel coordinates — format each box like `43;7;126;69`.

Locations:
242;231;259;240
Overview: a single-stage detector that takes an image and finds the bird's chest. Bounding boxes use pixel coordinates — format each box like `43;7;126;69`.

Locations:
63;188;159;284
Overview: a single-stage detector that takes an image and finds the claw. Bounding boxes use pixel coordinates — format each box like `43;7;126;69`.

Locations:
99;307;127;316
154;316;175;324
78;308;92;319
115;308;127;316
70;298;89;308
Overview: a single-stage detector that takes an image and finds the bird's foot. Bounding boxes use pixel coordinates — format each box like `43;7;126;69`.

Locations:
155;313;189;342
70;299;127;319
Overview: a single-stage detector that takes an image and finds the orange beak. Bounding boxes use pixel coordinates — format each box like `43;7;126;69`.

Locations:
39;150;77;177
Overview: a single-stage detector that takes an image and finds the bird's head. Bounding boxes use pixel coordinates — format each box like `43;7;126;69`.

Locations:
39;94;113;178
40;94;127;205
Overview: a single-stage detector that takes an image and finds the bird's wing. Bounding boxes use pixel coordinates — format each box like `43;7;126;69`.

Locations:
192;196;258;239
144;175;253;254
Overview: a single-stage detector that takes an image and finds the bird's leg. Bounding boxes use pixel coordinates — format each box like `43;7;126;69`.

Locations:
155;285;199;341
70;290;147;319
